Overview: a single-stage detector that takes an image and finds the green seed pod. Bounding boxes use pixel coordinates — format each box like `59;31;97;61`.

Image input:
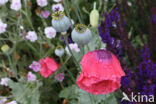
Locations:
90;2;99;27
55;45;64;57
71;24;92;45
52;11;71;32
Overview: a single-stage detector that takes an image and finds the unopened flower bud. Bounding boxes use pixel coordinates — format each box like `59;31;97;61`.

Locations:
90;2;99;27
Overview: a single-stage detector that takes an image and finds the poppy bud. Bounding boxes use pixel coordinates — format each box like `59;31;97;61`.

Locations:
52;11;71;32
55;45;65;57
1;44;9;53
71;24;92;45
89;2;99;27
77;49;125;95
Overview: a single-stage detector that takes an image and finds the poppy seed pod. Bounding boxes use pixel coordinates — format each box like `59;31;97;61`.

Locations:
77;50;125;95
52;11;71;32
71;24;92;45
55;45;65;57
90;2;99;27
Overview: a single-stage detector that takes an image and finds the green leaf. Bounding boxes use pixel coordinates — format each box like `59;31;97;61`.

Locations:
8;80;42;104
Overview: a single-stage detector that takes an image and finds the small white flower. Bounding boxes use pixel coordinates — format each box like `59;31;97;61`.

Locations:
7;101;17;104
52;3;64;12
127;1;132;7
37;0;48;7
27;72;36;82
0;78;10;86
44;27;56;39
0;21;7;34
71;19;75;25
61;31;67;35
0;0;8;6
53;0;61;3
65;43;80;55
10;0;21;11
20;26;24;30
26;31;38;42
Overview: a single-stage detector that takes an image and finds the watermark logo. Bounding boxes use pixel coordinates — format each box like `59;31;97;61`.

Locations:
122;92;154;103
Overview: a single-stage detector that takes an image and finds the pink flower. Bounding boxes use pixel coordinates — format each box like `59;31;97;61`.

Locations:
65;43;80;55
41;10;50;18
7;101;17;104
77;50;125;95
10;0;21;11
37;0;48;7
0;20;7;34
29;61;41;72
44;27;56;39
26;31;38;42
0;78;10;86
40;57;59;78
0;98;7;104
27;72;36;82
52;3;64;12
54;73;64;82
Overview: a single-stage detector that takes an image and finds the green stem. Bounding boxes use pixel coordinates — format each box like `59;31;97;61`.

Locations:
63;35;81;70
62;0;74;29
88;93;94;104
59;82;65;89
60;57;75;83
71;0;83;23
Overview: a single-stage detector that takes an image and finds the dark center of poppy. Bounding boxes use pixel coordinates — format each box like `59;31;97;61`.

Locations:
75;24;87;33
52;11;65;20
96;50;112;61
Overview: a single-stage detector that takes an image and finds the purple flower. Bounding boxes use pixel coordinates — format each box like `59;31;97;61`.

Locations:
29;61;40;72
41;10;50;18
151;14;156;23
54;73;64;82
27;72;36;82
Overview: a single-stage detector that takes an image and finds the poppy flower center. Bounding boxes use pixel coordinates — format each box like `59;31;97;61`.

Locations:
52;11;65;20
96;50;112;61
75;24;87;33
56;45;63;50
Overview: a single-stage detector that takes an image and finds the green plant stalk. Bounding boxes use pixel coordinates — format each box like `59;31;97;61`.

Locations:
60;57;75;83
63;35;81;70
71;0;83;23
6;53;17;78
21;10;35;31
88;93;94;104
62;0;74;29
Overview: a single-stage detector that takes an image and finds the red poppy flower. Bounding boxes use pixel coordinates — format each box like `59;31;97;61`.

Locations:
77;50;125;95
40;57;59;78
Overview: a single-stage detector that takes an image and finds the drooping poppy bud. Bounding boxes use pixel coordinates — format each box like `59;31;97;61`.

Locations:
90;2;99;27
71;24;92;45
77;49;125;95
40;57;59;78
52;11;71;32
